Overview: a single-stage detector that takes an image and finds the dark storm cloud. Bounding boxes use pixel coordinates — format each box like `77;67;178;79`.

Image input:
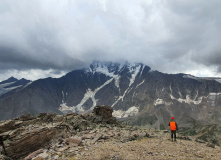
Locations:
0;0;221;81
0;45;84;70
142;0;221;75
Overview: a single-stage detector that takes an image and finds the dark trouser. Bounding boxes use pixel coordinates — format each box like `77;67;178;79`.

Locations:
171;130;176;140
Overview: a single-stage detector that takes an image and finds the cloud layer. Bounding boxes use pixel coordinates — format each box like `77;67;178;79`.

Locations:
0;0;221;80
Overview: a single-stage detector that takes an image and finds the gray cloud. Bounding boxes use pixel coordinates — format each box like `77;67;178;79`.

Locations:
0;0;221;81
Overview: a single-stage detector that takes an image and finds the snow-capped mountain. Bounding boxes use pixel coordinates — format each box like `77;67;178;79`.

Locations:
59;61;145;114
1;61;221;129
0;77;31;97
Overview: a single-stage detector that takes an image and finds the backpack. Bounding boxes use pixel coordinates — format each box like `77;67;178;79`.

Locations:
170;121;176;131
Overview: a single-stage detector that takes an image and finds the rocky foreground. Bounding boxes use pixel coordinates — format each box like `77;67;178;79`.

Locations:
0;106;221;160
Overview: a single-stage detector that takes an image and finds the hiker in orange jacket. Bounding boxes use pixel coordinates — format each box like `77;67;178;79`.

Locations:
168;117;178;142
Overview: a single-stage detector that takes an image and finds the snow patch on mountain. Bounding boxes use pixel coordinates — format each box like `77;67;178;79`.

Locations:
25;81;33;87
128;64;141;87
85;62;122;88
59;78;114;113
154;98;172;106
184;75;221;84
61;91;69;103
140;65;145;77
183;75;198;80
169;83;173;94
112;64;142;107
0;82;17;96
96;67;121;88
215;79;221;83
169;92;221;107
136;80;145;89
0;82;15;87
111;88;128;107
208;93;221;107
59;102;77;114
5;85;22;90
85;62;144;108
62;91;65;103
170;94;203;105
112;106;139;118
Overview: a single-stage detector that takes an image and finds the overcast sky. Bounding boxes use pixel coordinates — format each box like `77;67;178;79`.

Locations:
0;0;221;81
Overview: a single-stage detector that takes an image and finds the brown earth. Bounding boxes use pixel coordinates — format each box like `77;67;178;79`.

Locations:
75;131;221;160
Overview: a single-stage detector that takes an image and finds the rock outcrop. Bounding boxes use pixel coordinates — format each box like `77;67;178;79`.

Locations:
0;106;149;160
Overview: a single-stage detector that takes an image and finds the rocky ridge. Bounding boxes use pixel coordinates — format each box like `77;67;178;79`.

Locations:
0;106;149;160
0;106;221;160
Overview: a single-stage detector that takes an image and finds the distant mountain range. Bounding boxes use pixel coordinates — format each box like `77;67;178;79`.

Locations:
0;77;31;97
1;61;221;129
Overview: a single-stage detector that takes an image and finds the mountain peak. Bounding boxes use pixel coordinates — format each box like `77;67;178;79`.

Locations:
87;61;145;75
89;61;123;71
8;76;18;81
0;76;18;85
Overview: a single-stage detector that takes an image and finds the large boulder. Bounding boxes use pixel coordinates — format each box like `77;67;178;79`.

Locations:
6;128;57;159
89;106;118;125
93;106;113;119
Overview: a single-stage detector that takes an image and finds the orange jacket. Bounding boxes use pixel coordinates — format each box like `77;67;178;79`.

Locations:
169;121;178;131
